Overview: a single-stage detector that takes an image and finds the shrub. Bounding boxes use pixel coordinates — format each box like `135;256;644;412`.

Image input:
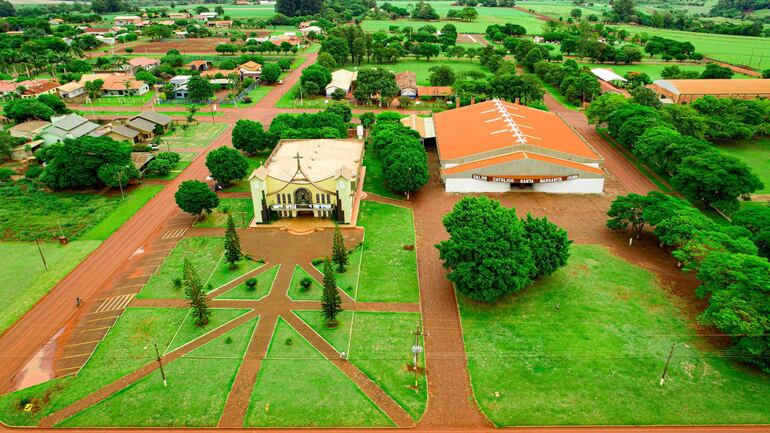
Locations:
172;277;182;289
0;168;15;181
300;276;312;291
25;165;43;179
225;336;233;344
245;277;257;291
285;337;293;345
311;258;324;265
242;96;252;104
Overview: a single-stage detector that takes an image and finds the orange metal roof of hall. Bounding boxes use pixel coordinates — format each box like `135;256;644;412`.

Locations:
432;99;601;161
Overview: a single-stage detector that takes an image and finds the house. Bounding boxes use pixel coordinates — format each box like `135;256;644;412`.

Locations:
431;99;605;193
298;21;314;29
417;86;452;99
201;69;239;79
128;57;161;73
82;27;110;36
325;69;357;97
100;75;150;96
95;36;116;45
48;18;63;25
591;68;627;88
57;81;86;99
41;114;100;144
401;114;435;142
185;60;213;71
10;139;43;161
131;152;156;174
106;124;142;143
239;61;262;78
299;26;323;36
125;117;158;141
174;30;189;38
395;71;417;98
236;0;251;5
114;15;143;26
649;79;770;104
9;120;51;139
207;20;233;28
168;75;191;99
20;80;60;99
168;12;190;19
157;20;175;26
197;12;219;21
0;81;17;100
131;111;173;133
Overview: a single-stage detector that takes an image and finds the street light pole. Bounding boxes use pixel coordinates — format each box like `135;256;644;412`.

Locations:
154;343;167;387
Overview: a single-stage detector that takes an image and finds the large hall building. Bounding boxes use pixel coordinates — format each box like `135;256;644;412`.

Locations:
249;139;363;224
432;99;605;194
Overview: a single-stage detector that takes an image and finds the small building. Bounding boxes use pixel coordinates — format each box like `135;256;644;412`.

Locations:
207;20;233;28
591;68;627;88
175;30;189;38
197;12;219;21
41;114;100;144
168;12;190;19
186;60;213;71
82;27;110;36
249;139;364;224
129;57;161;73
168;75;191;99
125;117;158;141
401;114;435;142
0;81;18;100
433;99;605;194
395;71;417;98
239;61;262;78
57;81;85;99
417;85;452;99
106;124;141;143
131;152;156;174
649;79;770;104
10;139;43;161
20;80;60;99
49;18;64;25
114;15;143;26
9;120;51;140
131;110;173;133
299;26;323;36
325;69;357;97
101;76;149;96
298;21;314;29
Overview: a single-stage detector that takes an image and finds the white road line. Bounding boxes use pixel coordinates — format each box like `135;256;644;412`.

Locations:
59;353;90;360
80;326;112;333
86;315;119;323
63;340;101;348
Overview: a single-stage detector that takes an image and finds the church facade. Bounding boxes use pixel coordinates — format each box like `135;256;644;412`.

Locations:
248;138;364;225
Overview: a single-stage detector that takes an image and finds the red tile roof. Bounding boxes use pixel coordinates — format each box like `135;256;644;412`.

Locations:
442;151;604;176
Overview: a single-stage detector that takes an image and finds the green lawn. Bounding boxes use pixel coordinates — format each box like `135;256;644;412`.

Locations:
80;185;163;240
165;308;252;353
0;240;100;335
216;265;279;300
287;265;323;301
143;160;191;181
362;151;402;200
163;122;228;149
522;1;608;19
137;237;263;299
340;60;488;86
459;244;770;426
222;154;269;192
194;198;255;228
357;201;420;303
244;318;393;427
57;318;258;427
0;308;189;426
89;91;156;107
231;86;273;108
219;5;277;18
295;310;427;421
363;2;544;34
713;137;770;194
312;247;363;299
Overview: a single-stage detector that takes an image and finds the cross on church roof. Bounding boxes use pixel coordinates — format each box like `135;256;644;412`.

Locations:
294;152;302;170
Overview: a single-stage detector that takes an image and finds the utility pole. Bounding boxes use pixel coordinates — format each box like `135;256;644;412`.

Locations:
35;238;48;271
411;322;426;390
660;342;688;386
116;167;125;200
154;343;168;387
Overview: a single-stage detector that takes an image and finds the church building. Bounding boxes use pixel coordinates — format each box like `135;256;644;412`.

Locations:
248;138;364;224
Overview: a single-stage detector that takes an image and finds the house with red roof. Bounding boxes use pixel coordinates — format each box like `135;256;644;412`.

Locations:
430;99;605;193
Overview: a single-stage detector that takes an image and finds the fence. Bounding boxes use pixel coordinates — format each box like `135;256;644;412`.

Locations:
221;82;258;105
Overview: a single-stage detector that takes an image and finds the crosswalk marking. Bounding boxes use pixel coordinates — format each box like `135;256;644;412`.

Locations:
162;228;188;239
95;294;135;313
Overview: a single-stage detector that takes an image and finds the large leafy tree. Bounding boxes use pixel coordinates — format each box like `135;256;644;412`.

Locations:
39;137;135;189
436;197;534;302
697;252;770;372
299;64;332;95
187;76;214;102
352;68;399;103
232;120;278;154
428;65;456;86
319;36;351;66
522;214;571;278
586;92;628;126
175;180;220;215
3;99;54;122
260;63;281;84
660;104;706;139
672;151;764;213
606;193;653;240
606;104;662;147
205;147;249;186
382;140;429;197
732;205;770;258
672;227;757;271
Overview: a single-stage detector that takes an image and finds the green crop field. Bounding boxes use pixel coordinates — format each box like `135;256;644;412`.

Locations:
521;1;608;19
460;244;770;426
364;1;545;34
219;5;277;19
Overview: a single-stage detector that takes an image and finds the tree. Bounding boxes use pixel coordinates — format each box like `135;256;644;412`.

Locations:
39;137;135;189
672;228;757;272
606;193;652;239
260;63;281;84
183;257;211;326
700;63;734;79
320;36;350;66
696;252;770;372
317;52;337;69
570;7;582;19
300;64;332;95
0;131;23;159
187;76;213;102
324;103;352;122
414;42;440;61
428;65;456;86
630;86;661;108
383;141;429;198
522;214;571;278
3;99;54;122
143;25;173;40
360;112;376;129
85;79;104;99
331;223;348;272
731;204;770;258
606;104;660;147
0;0;16;17
276;0;322;16
206;146;249;186
36;94;68;114
232;120;277;154
352;68;399;103
435;196;534;302
611;0;636;22
586;93;628;126
660;104;706;139
97;163;140;189
224;214;242;269
175;180;220;215
672;151;763;213
320;258;343;326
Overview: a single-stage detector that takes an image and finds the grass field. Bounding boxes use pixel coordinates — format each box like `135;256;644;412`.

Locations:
0;240;100;335
219;5;276;19
295;310;428;420
137;237;262;299
244;318;393;427
460;244;770;426
522;1;608;19
89;91;156;107
216;265;279;300
341;60;488;86
80;185;163;240
312;247;363;299
222;154;269;192
362;151;402;200
356;201;419;303
364;2;545;34
287;265;323;301
165;308;252;353
713;137;770;194
58;318;258;427
163;122;228;149
194;198;255;228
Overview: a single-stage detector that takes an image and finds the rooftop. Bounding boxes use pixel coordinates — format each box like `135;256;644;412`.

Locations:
133;110;172;126
395;71;417;90
251;139;364;184
417;86;452;97
240;61;262;71
651;78;770;96
326;69;357;90
111;125;141;139
433;99;601;162
591;68;626;83
401;114;435;139
129;57;160;67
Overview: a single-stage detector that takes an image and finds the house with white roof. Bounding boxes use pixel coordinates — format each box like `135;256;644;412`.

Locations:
325;69;357;97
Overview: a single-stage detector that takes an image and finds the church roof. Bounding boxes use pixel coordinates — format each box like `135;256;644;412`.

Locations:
250;138;363;184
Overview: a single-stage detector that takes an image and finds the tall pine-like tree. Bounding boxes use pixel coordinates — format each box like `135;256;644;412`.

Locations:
224;214;242;269
183;257;211;326
320;258;342;326
331;223;348;273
